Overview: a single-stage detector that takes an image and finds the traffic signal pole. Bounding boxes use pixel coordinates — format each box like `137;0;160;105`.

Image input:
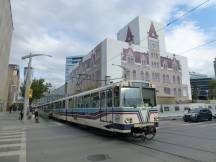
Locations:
23;56;32;120
22;53;52;121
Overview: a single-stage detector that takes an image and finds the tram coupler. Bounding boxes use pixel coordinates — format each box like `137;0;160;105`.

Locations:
131;123;156;140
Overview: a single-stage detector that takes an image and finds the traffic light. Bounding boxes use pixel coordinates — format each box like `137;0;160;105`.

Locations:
28;89;33;99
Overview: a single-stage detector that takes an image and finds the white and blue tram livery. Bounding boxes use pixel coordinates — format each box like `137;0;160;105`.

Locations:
36;80;159;137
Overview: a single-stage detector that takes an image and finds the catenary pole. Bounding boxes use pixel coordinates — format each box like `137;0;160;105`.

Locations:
22;53;52;121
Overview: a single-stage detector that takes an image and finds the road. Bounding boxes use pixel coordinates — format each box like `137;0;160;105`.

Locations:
0;112;216;162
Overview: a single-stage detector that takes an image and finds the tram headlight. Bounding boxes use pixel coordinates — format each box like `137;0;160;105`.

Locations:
124;118;133;123
154;117;159;122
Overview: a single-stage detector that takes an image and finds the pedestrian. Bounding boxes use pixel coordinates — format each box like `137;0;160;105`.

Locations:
9;105;12;114
20;109;24;120
34;109;39;123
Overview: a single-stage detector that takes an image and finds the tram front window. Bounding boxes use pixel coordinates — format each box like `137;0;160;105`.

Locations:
142;88;156;107
121;87;143;108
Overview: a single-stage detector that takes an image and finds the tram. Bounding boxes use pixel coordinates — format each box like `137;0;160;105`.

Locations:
35;80;159;139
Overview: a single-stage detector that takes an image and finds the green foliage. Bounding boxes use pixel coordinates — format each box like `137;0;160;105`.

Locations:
20;78;52;104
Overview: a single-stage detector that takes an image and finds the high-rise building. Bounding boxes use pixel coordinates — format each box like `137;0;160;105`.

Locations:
189;72;208;79
65;56;83;83
0;0;13;111
67;16;191;103
214;58;216;78
7;64;20;110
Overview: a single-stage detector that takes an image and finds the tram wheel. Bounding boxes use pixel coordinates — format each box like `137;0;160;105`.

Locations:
145;127;156;140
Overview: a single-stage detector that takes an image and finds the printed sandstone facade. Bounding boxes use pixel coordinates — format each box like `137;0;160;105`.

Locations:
67;16;191;102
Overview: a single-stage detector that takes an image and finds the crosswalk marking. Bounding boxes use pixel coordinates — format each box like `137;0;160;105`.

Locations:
0;128;26;162
0;143;23;148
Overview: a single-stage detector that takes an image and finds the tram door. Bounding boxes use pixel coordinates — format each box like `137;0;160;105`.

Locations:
100;89;113;123
100;91;107;122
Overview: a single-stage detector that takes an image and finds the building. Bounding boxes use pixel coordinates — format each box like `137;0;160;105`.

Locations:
189;72;208;79
7;64;20;110
0;0;13;111
65;56;83;83
67;16;191;102
190;77;215;100
214;58;216;77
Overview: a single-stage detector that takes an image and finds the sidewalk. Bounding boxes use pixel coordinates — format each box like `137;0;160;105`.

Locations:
0;112;26;162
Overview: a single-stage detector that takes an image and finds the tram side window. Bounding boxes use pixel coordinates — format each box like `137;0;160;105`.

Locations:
91;92;99;108
69;98;74;108
107;89;112;107
100;91;106;108
83;95;90;108
77;97;83;108
142;88;156;107
114;86;120;107
74;97;77;108
60;101;65;109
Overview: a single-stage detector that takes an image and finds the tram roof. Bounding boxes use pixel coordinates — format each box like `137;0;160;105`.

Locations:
35;80;151;107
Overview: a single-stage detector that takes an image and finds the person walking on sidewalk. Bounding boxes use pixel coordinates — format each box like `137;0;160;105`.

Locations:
19;109;23;120
34;109;39;123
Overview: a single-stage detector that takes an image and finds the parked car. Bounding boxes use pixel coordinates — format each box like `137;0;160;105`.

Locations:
183;108;212;122
213;112;216;118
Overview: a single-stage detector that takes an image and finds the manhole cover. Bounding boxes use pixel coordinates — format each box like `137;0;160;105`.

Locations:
87;154;111;161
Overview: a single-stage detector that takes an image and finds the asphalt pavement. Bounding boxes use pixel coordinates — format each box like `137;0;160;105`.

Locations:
0;112;216;162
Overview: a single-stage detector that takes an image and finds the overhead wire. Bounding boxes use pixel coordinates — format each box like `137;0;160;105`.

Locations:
72;0;211;83
176;39;216;55
105;0;210;64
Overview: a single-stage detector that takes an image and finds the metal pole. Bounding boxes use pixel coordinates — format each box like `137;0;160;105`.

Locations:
22;53;52;121
23;55;32;120
112;64;129;81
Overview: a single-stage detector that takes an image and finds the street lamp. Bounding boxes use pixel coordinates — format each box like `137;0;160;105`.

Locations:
21;53;52;120
112;64;130;81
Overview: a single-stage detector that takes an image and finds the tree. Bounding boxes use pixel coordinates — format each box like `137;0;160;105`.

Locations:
20;78;52;104
208;80;216;100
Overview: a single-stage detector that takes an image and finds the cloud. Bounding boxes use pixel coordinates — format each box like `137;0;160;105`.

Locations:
10;0;216;87
165;21;216;76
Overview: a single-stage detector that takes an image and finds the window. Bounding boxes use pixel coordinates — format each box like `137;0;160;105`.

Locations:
173;75;176;83
69;98;74;108
174;88;177;96
142;88;156;107
178;88;181;97
91;92;99;108
133;70;136;80
145;72;149;81
100;91;106;108
126;70;130;79
164;87;171;94
163;74;165;83
106;89;112;107
177;76;180;84
121;87;143;107
175;106;180;111
83;95;90;108
164;107;169;111
166;75;169;83
140;71;144;80
113;86;120;107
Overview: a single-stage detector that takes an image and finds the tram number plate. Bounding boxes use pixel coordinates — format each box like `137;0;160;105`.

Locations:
134;123;154;128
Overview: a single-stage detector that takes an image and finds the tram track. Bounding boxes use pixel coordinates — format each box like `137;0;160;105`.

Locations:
152;139;216;154
123;138;204;162
159;130;216;141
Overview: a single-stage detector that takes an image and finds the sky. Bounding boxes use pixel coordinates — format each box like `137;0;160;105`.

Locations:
10;0;216;88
